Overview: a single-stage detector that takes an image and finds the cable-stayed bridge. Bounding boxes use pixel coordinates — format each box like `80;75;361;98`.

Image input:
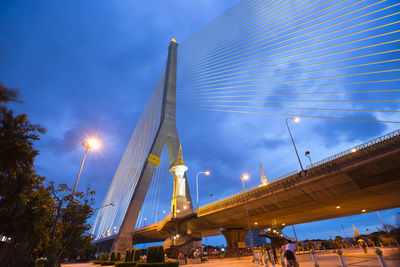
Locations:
91;0;400;255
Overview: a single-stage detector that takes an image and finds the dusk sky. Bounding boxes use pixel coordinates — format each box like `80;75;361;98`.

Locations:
1;0;399;246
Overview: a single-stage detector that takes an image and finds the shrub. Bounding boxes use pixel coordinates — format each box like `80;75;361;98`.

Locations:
101;261;116;266
115;262;137;267
100;253;108;261
133;248;141;262
125;249;133;262
136;262;178;267
111;252;116;261
146;247;154;263
147;246;164;263
157;247;165;263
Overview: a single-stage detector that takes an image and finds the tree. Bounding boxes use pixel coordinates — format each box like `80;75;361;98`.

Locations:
43;183;95;267
0;83;20;105
0;83;51;266
0;83;96;266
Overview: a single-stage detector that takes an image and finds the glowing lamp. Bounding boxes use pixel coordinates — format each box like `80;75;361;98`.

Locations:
85;138;100;149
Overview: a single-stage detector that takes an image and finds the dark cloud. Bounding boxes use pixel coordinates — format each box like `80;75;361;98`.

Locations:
312;114;386;147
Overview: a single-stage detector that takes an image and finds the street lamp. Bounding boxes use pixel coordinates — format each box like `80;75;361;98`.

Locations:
72;138;100;196
285;117;304;171
196;171;210;210
241;174;254;250
305;151;312;165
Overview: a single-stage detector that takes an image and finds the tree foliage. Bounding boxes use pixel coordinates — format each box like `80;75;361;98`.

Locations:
0;83;95;267
0;83;51;266
42;183;95;267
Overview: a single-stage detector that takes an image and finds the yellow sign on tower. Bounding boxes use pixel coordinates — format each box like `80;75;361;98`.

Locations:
148;153;160;167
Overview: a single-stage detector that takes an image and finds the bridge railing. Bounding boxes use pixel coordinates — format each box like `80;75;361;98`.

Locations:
199;128;400;214
306;128;400;169
199;169;299;209
267;170;299;183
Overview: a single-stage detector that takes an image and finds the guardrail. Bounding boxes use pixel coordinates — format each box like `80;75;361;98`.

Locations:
307;128;400;169
200;169;299;209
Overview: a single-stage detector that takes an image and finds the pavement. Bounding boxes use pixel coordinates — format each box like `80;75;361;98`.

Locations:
62;247;400;267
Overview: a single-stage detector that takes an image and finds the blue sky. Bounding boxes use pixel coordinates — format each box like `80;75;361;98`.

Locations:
1;0;399;246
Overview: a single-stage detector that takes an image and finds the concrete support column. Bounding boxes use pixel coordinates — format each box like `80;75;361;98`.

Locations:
221;229;248;256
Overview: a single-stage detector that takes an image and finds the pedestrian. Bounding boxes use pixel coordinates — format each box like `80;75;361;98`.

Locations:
282;240;299;267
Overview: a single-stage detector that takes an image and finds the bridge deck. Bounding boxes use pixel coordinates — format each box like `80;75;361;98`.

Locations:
100;129;400;243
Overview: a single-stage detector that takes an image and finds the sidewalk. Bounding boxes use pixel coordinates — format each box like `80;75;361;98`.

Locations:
62;248;400;267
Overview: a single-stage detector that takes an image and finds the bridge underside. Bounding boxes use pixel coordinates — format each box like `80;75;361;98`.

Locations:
94;134;400;252
131;139;400;242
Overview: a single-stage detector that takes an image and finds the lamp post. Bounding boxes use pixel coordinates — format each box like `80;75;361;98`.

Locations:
72;138;100;196
305;151;312;165
241;174;254;250
196;171;210;210
285;117;304;171
292;225;299;243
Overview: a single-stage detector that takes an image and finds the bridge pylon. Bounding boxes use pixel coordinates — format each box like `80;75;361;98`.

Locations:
109;39;194;253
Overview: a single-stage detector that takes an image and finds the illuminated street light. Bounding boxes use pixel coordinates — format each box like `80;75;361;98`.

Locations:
196;171;210;210
336;205;341;209
241;174;254;251
72;137;101;196
285;117;304;171
87;138;100;149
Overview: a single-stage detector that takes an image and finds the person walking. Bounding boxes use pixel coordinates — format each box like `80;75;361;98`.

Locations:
282;240;299;267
